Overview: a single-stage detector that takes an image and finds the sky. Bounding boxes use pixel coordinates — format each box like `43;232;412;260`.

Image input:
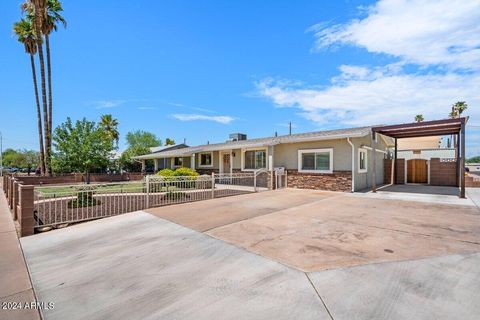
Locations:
0;0;479;156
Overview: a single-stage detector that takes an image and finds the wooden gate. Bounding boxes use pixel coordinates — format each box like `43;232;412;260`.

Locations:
407;159;428;183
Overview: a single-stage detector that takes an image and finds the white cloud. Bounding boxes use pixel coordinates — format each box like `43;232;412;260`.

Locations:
91;100;126;109
137;106;156;110
172;114;235;124
257;71;480;126
257;0;480;129
309;0;480;69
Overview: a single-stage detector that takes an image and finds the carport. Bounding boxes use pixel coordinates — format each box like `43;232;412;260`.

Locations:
371;117;467;198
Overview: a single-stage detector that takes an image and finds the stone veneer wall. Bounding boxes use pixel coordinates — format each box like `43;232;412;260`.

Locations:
286;170;352;192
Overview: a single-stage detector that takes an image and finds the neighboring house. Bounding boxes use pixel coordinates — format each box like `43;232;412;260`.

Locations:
149;144;188;154
134;127;392;192
397;136;455;160
467;163;480;173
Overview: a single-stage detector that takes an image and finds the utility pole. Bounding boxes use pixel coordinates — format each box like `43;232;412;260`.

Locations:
289;122;292;135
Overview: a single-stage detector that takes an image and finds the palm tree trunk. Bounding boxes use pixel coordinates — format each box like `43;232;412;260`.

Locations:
36;38;51;176
30;54;46;174
45;34;53;154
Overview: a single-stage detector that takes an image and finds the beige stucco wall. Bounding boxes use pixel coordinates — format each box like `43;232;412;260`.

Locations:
397;136;442;150
352;134;388;191
272;138;352;171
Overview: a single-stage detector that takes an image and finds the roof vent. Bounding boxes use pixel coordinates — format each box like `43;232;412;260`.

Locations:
229;133;247;141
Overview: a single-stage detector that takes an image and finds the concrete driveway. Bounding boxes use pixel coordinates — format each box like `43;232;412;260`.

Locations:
21;188;480;319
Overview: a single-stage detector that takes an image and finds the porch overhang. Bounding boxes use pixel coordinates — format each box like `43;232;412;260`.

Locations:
372;118;466;139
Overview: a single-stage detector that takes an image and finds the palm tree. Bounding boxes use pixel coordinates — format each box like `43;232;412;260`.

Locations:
42;0;66;153
13;19;46;174
414;114;424;122
453;101;468;117
23;0;51;175
449;101;468;154
99;114;120;146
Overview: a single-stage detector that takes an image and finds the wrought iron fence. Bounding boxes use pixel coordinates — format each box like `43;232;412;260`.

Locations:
33;172;267;228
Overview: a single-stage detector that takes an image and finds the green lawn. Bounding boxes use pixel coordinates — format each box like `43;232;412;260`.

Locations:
37;182;145;197
35;182;187;198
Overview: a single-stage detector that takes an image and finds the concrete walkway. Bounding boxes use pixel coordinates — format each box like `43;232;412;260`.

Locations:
0;189;40;320
21;212;330;320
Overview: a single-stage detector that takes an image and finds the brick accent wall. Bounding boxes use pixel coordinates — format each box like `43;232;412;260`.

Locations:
286;170;352;192
430;158;458;186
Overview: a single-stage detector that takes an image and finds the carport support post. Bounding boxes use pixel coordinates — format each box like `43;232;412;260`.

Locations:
371;130;377;193
394;138;398;184
460;123;466;198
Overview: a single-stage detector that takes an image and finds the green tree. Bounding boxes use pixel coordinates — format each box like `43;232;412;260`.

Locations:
120;131;161;172
13;19;46;174
52;118;114;181
126;130;161;149
22;150;40;173
165;138;175;145
467;156;480;164
414;114;424;122
99;114;120;146
2;149;22;168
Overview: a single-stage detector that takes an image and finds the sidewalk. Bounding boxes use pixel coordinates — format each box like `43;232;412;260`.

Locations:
0;188;40;320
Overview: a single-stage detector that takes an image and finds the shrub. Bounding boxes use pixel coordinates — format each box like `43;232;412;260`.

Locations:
157;168;175;177
68;189;100;208
173;167;199;177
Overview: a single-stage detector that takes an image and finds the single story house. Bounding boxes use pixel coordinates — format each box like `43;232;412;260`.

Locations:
134;126;393;192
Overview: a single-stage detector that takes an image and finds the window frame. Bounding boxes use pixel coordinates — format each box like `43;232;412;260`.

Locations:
173;157;183;167
198;152;214;168
241;148;268;171
297;148;333;174
358;148;368;173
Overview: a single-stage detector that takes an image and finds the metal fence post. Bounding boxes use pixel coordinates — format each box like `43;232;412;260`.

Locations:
285;170;288;188
254;171;257;192
145;175;150;209
211;172;215;199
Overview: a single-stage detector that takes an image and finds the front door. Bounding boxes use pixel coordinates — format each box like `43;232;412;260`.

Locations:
222;153;231;173
407;159;428;183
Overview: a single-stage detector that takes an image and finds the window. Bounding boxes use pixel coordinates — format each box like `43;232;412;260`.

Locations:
199;153;213;167
243;149;266;170
358;148;367;173
174;157;183;167
298;149;333;173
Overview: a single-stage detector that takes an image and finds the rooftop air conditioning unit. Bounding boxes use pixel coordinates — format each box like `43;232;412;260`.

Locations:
229;133;247;141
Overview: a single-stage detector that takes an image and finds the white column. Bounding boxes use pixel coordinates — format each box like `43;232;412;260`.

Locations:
141;160;146;172
154;159;158;172
191;154;196;170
